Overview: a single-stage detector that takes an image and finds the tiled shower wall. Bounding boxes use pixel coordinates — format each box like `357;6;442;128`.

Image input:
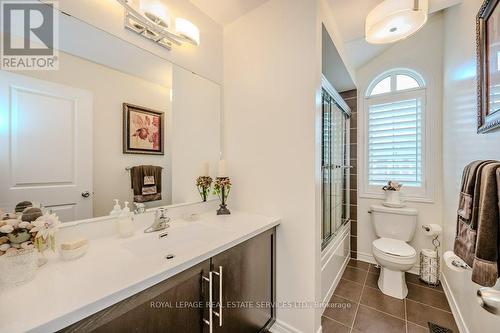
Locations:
340;90;358;259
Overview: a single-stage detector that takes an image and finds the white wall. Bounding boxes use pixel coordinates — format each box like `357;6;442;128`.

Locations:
57;0;223;84
223;0;322;331
442;1;500;332
10;51;172;217
355;13;444;265
171;65;221;204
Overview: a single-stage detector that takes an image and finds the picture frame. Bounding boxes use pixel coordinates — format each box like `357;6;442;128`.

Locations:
123;103;164;155
477;0;500;133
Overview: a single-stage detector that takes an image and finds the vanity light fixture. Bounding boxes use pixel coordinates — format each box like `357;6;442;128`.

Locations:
116;0;200;50
175;18;200;46
365;0;428;44
139;0;170;28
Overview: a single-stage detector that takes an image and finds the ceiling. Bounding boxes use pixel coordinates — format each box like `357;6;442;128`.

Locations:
326;0;463;69
187;0;462;71
189;0;269;25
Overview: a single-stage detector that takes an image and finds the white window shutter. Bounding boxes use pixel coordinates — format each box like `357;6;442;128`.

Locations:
367;97;422;187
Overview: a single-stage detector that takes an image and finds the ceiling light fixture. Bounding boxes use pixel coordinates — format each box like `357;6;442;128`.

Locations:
116;0;200;50
365;0;428;44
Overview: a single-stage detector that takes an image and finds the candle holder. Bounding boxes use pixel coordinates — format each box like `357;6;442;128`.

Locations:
214;177;231;215
196;176;213;202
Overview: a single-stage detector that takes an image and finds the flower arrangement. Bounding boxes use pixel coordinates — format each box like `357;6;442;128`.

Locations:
213;177;232;201
214;177;232;215
382;181;403;191
196;176;213;202
0;203;60;257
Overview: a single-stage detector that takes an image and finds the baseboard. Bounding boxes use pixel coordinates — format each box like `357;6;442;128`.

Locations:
270;319;302;333
270;319;323;333
441;273;470;333
355;251;377;265
356;251;420;275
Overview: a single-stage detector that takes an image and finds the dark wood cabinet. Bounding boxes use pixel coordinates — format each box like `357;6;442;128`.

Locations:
211;228;275;333
59;260;211;333
59;228;276;333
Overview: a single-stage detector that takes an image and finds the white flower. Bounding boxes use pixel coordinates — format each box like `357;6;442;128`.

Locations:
31;213;60;240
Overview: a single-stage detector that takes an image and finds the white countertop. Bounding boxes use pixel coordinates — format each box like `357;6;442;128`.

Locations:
0;210;280;333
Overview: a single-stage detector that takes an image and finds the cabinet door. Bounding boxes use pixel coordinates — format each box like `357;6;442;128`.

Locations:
211;228;275;333
59;259;211;333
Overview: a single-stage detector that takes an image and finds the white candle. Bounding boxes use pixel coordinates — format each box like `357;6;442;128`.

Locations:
200;161;209;176
218;160;227;177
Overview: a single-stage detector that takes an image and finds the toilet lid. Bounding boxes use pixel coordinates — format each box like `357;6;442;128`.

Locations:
373;238;416;257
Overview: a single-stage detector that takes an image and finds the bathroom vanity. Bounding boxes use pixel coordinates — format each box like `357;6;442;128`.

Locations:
0;209;279;333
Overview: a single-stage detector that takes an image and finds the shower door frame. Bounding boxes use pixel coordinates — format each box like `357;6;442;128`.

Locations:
321;75;351;251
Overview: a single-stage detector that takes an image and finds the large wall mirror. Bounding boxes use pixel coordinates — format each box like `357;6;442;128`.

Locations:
0;8;222;221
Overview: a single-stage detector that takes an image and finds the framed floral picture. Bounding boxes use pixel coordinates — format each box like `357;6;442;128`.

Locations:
477;0;500;133
123;103;164;155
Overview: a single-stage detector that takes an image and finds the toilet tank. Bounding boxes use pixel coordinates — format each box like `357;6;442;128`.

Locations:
370;205;418;241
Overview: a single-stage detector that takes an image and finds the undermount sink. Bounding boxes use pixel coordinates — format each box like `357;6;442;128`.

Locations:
120;221;224;258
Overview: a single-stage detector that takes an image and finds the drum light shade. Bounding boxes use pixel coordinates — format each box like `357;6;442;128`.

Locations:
175;18;200;46
365;0;428;44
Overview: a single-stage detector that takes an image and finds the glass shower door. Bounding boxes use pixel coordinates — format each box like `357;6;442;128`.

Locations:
322;89;350;249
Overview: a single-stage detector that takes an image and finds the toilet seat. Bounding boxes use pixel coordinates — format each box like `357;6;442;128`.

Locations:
373;238;416;258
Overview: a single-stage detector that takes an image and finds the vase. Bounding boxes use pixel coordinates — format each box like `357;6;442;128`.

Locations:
216;177;231;215
384;191;401;205
201;189;208;202
0;249;38;287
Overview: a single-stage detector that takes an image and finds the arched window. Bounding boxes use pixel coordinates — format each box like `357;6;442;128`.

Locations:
363;69;428;198
367;69;425;97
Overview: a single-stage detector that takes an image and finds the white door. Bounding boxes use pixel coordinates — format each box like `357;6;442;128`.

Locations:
0;71;93;222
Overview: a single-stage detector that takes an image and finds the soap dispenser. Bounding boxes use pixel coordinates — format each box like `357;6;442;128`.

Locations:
109;199;122;217
117;201;134;238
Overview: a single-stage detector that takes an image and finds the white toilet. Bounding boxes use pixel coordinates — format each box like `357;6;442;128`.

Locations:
370;204;418;299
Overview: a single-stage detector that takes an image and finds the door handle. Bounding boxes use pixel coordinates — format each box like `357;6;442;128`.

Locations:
477;287;500;315
202;272;213;333
212;266;223;327
81;191;90;198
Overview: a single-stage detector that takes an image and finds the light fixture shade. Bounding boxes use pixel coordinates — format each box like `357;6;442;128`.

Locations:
175;18;200;46
365;0;428;44
140;0;170;28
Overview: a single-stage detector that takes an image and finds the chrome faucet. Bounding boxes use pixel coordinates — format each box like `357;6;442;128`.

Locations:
144;208;170;233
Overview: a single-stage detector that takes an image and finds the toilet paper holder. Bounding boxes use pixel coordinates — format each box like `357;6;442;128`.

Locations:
422;225;433;232
451;259;470;270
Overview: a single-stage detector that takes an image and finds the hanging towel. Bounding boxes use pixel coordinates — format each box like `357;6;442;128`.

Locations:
471;162;500;286
454;160;494;266
130;165;163;203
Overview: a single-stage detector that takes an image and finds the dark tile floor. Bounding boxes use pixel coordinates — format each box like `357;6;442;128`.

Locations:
322;259;459;333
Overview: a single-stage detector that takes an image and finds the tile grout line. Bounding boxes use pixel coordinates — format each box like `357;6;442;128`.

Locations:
353;283;451;320
406;280;445;293
349;265;369;333
357;301;407;322
322;313;352;330
405;298;453;314
348;261;454;330
361;284;450;313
